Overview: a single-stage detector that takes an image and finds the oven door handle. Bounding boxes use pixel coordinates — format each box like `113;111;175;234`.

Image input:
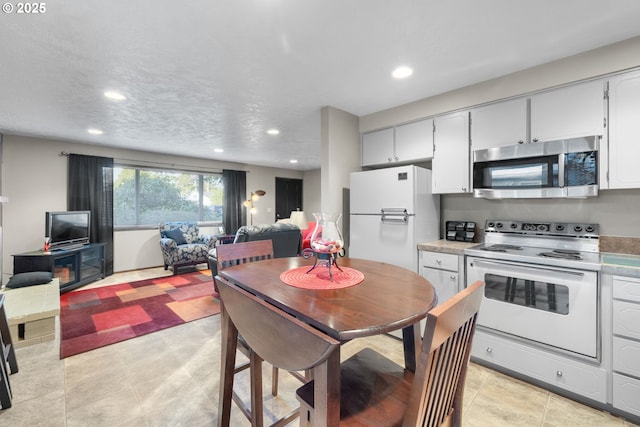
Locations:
470;258;585;277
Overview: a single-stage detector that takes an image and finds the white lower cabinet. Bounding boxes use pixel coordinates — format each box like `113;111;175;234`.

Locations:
612;275;640;418
472;330;607;403
613;373;640;418
420;251;462;306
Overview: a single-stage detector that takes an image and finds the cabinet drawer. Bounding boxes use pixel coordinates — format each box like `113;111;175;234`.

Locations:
613;275;640;303
613;336;640;378
421;251;458;271
613;373;640;417
613;300;640;340
472;331;607;403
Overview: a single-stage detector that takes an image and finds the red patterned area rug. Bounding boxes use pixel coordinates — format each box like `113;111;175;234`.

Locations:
60;270;220;358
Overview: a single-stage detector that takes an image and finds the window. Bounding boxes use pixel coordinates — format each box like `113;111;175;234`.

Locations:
114;166;223;227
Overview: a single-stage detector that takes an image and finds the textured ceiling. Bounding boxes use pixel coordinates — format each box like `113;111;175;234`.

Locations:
2;1;640;170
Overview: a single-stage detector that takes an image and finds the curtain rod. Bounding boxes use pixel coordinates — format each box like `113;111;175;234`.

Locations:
59;151;225;174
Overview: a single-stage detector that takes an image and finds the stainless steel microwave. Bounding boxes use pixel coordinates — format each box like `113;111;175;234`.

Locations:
473;136;599;199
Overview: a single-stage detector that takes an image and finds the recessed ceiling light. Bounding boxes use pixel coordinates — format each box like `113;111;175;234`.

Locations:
266;129;280;135
214;148;224;153
88;128;103;135
104;91;126;101
392;66;414;79
289;159;298;164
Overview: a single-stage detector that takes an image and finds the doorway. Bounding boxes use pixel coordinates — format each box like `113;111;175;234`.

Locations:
275;177;303;222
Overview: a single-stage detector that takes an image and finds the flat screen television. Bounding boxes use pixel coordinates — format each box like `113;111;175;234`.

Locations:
45;211;91;250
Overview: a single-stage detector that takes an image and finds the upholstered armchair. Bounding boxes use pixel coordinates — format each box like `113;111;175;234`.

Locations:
159;221;217;274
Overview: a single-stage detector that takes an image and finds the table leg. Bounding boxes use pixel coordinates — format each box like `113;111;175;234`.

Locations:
250;351;264;427
402;323;420;373
311;346;341;427
218;304;238;427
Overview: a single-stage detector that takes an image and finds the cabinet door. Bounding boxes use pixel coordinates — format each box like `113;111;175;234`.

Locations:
422;267;458;306
609;70;640;189
361;128;394;166
530;80;605;142
471;98;527;150
80;245;104;279
432;111;470;194
395;119;433;162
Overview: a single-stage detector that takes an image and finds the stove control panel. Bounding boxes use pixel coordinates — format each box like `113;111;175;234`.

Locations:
485;220;599;238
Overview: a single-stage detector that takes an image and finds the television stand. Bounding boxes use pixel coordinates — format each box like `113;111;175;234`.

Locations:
51;243;88;251
13;243;105;293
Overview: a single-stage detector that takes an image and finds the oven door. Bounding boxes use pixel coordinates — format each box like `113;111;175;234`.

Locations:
466;256;598;358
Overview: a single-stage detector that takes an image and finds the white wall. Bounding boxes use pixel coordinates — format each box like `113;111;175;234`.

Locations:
303;168;321;216
320;106;361;227
0;134;305;282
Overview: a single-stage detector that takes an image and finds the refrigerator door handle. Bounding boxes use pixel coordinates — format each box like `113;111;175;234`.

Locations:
381;208;410;224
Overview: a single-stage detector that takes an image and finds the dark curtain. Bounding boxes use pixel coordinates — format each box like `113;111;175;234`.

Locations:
68;154;114;276
222;169;246;234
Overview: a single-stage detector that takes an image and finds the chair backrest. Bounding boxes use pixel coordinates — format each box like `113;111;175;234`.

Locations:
216;240;274;271
215;275;339;372
159;221;199;243
403;280;484;427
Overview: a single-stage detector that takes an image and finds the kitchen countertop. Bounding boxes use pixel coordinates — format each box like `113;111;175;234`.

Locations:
419;241;640;277
601;252;640;278
418;239;479;255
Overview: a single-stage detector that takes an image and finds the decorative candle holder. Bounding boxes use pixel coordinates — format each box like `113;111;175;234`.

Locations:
301;213;344;281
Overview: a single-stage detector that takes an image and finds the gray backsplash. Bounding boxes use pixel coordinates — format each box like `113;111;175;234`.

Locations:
440;188;640;241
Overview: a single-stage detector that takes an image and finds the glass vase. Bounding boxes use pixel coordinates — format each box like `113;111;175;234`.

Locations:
309;212;344;254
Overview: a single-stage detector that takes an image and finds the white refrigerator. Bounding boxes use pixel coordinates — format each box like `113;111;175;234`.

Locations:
349;165;440;273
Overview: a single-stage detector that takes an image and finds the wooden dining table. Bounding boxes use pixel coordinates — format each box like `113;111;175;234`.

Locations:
216;256;437;427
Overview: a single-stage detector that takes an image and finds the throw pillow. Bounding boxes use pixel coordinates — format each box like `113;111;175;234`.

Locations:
163;228;187;245
6;271;54;289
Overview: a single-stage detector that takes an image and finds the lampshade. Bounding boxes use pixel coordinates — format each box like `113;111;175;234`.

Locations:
244;190;266;226
289;210;309;230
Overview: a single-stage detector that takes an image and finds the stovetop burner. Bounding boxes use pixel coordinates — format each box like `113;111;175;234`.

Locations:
538;250;583;260
480;244;523;252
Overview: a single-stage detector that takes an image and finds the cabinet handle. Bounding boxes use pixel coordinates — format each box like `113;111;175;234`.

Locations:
532;138;539;142
518;140;524;144
449;275;456;281
486;347;493;353
436;259;442;264
394;156;399;161
461;187;467;192
387;157;392;162
556;371;563;377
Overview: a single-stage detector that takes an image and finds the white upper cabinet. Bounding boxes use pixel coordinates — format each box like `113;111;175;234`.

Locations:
530;80;606;142
471;98;528;151
361;128;394;166
361;119;433;167
395;119;434;162
609;70;640;189
432;111;470;194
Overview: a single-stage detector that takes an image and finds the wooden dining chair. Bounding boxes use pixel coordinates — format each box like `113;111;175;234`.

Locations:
296;280;485;427
216;275;340;427
215;240;276;423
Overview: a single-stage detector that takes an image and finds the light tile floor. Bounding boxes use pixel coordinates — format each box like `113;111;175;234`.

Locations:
1;267;638;426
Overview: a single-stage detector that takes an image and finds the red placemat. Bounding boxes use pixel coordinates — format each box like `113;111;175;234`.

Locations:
280;266;364;290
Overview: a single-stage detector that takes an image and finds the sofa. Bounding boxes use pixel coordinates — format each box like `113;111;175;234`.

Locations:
159;221;217;274
208;222;302;276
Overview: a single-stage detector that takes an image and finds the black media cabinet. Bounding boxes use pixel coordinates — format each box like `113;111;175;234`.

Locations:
13;243;106;293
